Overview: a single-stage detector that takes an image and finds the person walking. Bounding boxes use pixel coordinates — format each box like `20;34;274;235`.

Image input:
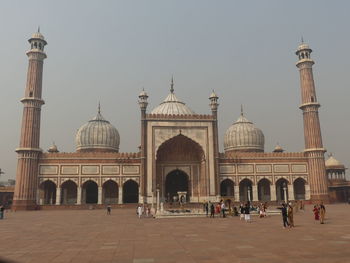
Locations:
107;204;111;215
205;202;209;217
319;203;326;224
287;202;294;227
281;203;289;229
210;203;215;218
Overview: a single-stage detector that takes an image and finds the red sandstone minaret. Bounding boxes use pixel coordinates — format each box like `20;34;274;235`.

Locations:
13;29;47;210
296;41;329;203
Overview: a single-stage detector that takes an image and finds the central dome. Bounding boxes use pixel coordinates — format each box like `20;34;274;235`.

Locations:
224;109;265;153
151;78;195;115
76;106;120;152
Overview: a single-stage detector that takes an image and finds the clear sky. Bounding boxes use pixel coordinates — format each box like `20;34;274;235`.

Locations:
0;0;349;181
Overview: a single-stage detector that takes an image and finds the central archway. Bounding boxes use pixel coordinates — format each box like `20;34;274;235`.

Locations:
165;169;189;202
156;134;205;202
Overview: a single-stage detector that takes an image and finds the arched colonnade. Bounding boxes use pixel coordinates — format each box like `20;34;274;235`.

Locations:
220;177;308;202
39;178;139;205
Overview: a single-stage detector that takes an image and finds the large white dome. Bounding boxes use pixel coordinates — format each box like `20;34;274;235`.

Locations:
151;79;195;115
224;112;265;153
76;109;120;152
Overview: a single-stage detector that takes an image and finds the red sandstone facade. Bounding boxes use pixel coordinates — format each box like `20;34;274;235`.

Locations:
13;31;350;209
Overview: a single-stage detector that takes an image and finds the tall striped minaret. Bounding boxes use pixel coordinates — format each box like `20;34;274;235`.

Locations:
296;41;329;203
13;29;47;210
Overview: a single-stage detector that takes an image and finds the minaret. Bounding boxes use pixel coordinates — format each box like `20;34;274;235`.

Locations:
209;90;220;199
13;29;47;210
295;41;329;203
138;88;148;203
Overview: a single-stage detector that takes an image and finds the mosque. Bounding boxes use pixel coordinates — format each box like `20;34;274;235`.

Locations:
12;30;350;210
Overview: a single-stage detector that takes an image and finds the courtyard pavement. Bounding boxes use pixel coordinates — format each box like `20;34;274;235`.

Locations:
0;204;350;263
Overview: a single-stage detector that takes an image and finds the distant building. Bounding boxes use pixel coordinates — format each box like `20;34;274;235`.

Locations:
12;30;350;209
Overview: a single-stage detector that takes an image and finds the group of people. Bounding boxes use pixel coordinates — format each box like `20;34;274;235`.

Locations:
137;204;152;218
204;200;239;218
313;203;326;224
280;202;295;229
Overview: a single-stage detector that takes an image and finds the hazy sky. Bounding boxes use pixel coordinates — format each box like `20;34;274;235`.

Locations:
1;1;349;181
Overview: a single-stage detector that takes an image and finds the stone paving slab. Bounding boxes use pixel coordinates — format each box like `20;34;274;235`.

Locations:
0;204;350;263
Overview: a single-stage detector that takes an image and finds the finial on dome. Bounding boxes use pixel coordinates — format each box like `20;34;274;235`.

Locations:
241;104;244;116
301;36;304;44
38;26;40;33
170;75;174;93
98;102;101;114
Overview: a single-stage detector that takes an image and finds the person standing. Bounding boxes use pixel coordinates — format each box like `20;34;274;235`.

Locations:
319;203;326;224
107;204;111;215
287;202;294;227
240;204;245;221
0;204;4;219
281;203;289;229
205;202;209;217
221;202;226;218
210;203;215;218
313;205;320;221
244;203;251;223
137;204;142;219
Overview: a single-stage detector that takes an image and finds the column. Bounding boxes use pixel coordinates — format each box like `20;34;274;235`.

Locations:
63;188;67;204
270;184;276;201
77;187;82;205
252;185;258;202
56;187;61;205
305;184;311;200
234;185;239;202
139;185;142;203
98;186;103;205
118;186;123;204
288;184;295;200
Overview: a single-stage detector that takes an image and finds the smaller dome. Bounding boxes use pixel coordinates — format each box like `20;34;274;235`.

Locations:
48;143;59;153
31;31;45;41
139;89;148;98
325;154;345;169
273;143;284;153
76;106;120;152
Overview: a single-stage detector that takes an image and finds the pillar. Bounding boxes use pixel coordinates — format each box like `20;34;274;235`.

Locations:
252;185;258;202
288;184;295;200
234;185;239;202
305;184;311;200
270;184;276;201
56;187;61;205
77;187;82;205
118;186;123;204
98;186;103;205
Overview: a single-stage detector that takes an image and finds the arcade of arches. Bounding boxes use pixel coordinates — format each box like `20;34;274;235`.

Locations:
39;179;139;205
156;134;206;202
219;177;307;203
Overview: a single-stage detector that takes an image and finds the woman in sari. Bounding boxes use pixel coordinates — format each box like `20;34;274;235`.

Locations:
313;205;320;221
